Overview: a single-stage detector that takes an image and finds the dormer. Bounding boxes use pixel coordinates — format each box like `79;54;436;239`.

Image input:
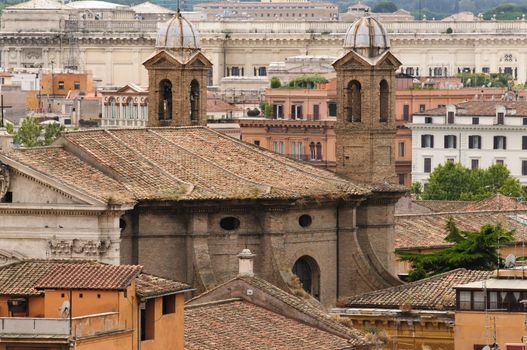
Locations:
495;105;506;125
446;104;456;124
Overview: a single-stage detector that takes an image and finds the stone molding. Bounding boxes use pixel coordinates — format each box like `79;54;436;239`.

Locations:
48;238;112;257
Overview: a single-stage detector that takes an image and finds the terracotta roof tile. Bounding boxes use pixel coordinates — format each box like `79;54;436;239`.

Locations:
3;127;369;203
0;260;187;297
418;101;527;117
395;211;527;250
135;273;192;298
463;194;527;211
185;300;354;350
346;269;492;310
412;200;474;213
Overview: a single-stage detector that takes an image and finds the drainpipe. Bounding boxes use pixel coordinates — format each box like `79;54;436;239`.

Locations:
137;301;142;350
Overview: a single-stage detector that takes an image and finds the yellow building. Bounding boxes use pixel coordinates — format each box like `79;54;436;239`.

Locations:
334;269;492;350
455;269;527;350
0;259;192;350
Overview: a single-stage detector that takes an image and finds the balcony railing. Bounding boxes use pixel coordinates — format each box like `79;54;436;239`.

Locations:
0;317;69;337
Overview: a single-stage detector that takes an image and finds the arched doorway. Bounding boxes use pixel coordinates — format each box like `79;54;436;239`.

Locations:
190;80;200;123
292;255;320;300
158;79;172;120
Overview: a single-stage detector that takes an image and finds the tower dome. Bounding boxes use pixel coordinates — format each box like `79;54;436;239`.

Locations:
156;11;200;51
343;16;390;58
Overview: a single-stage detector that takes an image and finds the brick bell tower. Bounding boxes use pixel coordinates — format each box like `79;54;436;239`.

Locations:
143;11;211;127
333;16;401;184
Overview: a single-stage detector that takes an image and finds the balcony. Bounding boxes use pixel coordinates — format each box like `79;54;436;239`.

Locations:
0;317;69;337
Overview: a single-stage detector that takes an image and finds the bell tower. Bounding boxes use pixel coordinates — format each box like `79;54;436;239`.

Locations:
333;16;401;184
143;11;211;127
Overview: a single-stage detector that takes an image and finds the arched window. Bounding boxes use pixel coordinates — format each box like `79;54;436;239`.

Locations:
309;142;315;160
292;256;320;300
379;79;389;122
190;80;200;123
316;142;322;160
346;80;361;123
125;98;133;119
158;79;172;120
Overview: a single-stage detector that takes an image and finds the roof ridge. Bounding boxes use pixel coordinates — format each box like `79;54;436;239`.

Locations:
185;298;242;309
148;129;272;195
396;208;527;217
103;129;195;196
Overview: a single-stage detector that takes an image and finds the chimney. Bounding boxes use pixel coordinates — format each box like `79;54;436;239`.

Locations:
238;249;255;277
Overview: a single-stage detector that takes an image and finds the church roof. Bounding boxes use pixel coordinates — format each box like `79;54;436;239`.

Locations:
1;127;368;205
8;0;70;9
156;11;200;50
68;0;126;9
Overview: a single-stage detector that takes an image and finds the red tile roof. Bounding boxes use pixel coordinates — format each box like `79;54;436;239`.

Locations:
185;299;355;350
2;127;369;204
346;269;492;310
418;101;527;117
0;260;190;296
463;194;527;212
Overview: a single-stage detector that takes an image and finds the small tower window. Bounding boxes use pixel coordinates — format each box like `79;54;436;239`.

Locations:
346;80;361;123
190;80;200;124
379;79;389;122
159;79;172;120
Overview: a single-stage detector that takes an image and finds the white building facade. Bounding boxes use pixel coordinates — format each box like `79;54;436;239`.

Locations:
411;101;527;186
100;84;148;127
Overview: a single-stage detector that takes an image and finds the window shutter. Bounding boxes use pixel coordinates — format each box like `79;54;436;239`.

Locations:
431;135;434;148
454;136;457;149
523;136;527;150
493;136;498;149
468;136;473;149
477;136;481;149
503;137;507;149
523;160;527;176
421;135;425;147
444;135;448;148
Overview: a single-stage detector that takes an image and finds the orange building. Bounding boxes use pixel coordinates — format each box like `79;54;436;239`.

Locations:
455;269;527;350
0;260;192;350
39;72;94;97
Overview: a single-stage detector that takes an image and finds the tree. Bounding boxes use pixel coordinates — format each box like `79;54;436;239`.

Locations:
14;117;43;148
43;123;65;145
398;220;514;281
270;77;282;88
264;103;273;118
13;118;64;148
409;182;422;199
372;1;397;13
422;162;525;201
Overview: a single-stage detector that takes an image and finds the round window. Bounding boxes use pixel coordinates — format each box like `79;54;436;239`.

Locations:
298;214;312;228
220;217;240;231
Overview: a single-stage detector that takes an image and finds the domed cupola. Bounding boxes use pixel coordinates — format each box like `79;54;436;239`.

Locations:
343;16;390;58
156;11;200;51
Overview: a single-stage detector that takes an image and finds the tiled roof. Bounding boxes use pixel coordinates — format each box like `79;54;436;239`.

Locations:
346;269;492;310
418;101;527;117
135;273;192;298
185;299;355;350
35;263;142;290
413;200;473;213
189;274;368;346
463;194;527;211
3;127;369;204
0;260;188;297
395;211;527;250
207;99;241;113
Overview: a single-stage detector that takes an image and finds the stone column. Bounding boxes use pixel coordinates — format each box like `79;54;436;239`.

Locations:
42;48;49;69
15;48;21;68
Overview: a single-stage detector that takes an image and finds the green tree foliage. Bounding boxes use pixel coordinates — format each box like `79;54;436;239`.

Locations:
422;162;525;201
483;3;527;20
287;74;328;89
409;181;422;199
5;123;14;135
13;117;64;147
399;220;515;281
270;77;282;89
372;1;398;12
457;72;512;88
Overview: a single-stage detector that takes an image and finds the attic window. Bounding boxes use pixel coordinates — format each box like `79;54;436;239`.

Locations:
298;214;312;228
220;217;240;231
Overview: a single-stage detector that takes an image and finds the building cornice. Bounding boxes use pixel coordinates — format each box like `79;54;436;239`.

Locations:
409;124;527;132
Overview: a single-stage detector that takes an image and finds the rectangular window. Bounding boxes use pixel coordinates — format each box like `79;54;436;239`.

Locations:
494;136;507;150
523;136;527;150
471;159;479;170
473;291;485;310
482;67;490;73
279;141;284;154
497;112;505;125
328;102;337;117
421;134;434;148
398;173;405;185
447;111;455;124
141;299;155;341
398;142;405;157
424;158;432;173
162;295;176;315
297;142;303;160
468;135;481;149
523;160;527;176
459;291;471;310
425;117;433;124
73;81;81;90
444;135;457;149
292;141;296;158
419;104;426;113
291;104;303;119
313;105;320;120
403;105;409;121
273;104;284;119
496;159;504;165
58;81;65;90
254;140;260;146
472;117;479;125
489;291;498;310
523;118;527;125
273;141;278;153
